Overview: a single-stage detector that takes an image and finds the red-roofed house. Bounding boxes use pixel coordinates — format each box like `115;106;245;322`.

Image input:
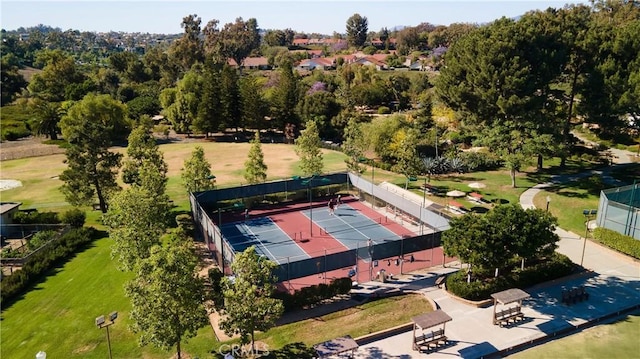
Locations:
228;57;272;70
354;56;388;70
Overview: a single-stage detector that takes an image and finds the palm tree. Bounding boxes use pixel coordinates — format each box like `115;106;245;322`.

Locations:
30;99;63;140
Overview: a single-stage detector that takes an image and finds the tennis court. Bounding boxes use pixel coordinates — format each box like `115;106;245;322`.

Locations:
221;216;309;265
219;198;405;266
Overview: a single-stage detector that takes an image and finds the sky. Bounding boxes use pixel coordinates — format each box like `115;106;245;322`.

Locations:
1;0;590;35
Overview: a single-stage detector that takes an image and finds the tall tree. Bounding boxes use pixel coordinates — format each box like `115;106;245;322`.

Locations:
270;59;299;131
126;232;209;359
295;120;324;176
436;18;561;187
391;129;423;188
220;246;284;353
204;17;260;68
219;64;242;130
169;14;205;72
193;61;223;136
239;74;268;130
103;186;168;271
342;115;367;174
59;94;126;213
181;145;216;193
122;121;168;187
346;13;368;48
244;132;268;184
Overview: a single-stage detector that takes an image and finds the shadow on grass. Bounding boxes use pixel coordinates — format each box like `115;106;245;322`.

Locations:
1;228;102;311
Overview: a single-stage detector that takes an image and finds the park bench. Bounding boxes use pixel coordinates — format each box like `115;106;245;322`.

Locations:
561;286;589;305
414;328;447;350
494;306;524;327
434;275;447;289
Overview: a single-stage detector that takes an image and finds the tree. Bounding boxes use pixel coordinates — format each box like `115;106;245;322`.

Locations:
220;246;284;353
436;18;562;187
204;17;260;69
346;13;368;48
103;186;168;271
342;116;367;174
169;14;205;72
244;132;268;184
443;204;559;275
122;122;168;187
295;120;324;176
391;129;423;188
59;94;126;213
27;49;86;101
125;232;208;359
160;69;202;135
1;53;27;104
239;74;268;130
181;145;215;193
29;98;63;140
194;61;224;135
270;59;299;131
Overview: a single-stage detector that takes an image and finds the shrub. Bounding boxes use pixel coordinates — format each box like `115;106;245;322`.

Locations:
27;230;57;251
446;253;576;301
273;276;353;311
60;208;86;228
1;227;96;305
593;228;640;259
13;210;60;224
377;106;391;114
458;151;503;171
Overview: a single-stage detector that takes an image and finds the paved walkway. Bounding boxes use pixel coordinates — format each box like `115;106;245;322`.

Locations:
342;141;640;358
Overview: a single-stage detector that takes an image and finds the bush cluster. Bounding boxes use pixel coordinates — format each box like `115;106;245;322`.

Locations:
445;253;575;301
13;210;60;224
1;227;96;305
26;230;57;251
457;151;503;171
593;228;640;259
272;277;353;311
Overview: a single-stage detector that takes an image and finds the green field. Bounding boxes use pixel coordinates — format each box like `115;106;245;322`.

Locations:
508;313;640;359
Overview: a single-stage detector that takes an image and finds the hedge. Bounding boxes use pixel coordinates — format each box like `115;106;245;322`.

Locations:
593;228;640;259
272;277;353;311
445;253;575;301
1;227;97;306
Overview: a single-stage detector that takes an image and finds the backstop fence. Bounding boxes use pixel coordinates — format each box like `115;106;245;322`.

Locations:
191;171;451;282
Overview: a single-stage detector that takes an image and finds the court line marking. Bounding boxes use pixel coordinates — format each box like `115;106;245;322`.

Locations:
241;222;279;264
263;217;311;260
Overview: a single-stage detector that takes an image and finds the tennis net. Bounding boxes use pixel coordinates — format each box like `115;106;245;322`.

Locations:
320;216;388;235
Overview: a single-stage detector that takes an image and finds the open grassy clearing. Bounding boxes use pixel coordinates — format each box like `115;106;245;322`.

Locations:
259;294;433;348
508;313;640;359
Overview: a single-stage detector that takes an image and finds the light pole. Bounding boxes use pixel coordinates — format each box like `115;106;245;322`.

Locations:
581;209;597;267
546;196;551;212
301;176;330;237
96;311;118;359
420;177;427;235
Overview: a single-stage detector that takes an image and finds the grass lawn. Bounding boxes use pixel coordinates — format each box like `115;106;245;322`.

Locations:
508;312;640;359
259;294;433;348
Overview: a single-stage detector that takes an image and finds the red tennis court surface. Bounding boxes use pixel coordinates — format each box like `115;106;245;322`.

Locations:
214;195;454;293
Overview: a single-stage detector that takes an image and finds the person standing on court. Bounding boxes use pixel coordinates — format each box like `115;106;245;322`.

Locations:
336;194;342;209
328;199;335;215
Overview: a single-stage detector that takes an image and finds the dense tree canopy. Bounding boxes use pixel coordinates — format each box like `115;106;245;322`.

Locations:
59;94;126;213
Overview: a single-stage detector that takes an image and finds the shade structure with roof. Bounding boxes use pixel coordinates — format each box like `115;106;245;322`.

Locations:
446;190;466;198
491;288;530;326
411;309;452;352
313;335;359;358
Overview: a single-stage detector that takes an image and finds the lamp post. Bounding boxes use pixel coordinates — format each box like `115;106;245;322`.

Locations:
546;196;551;212
581;209;597;267
95;311;118;359
420;177;427;235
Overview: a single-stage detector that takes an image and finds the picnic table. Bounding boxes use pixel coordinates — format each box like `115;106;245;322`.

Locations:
467;192;485;204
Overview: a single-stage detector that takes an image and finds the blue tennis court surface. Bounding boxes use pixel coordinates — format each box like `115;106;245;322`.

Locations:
220;216;309;264
304;204;402;256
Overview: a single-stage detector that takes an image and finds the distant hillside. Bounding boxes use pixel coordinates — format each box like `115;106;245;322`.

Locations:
18;66;41;83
